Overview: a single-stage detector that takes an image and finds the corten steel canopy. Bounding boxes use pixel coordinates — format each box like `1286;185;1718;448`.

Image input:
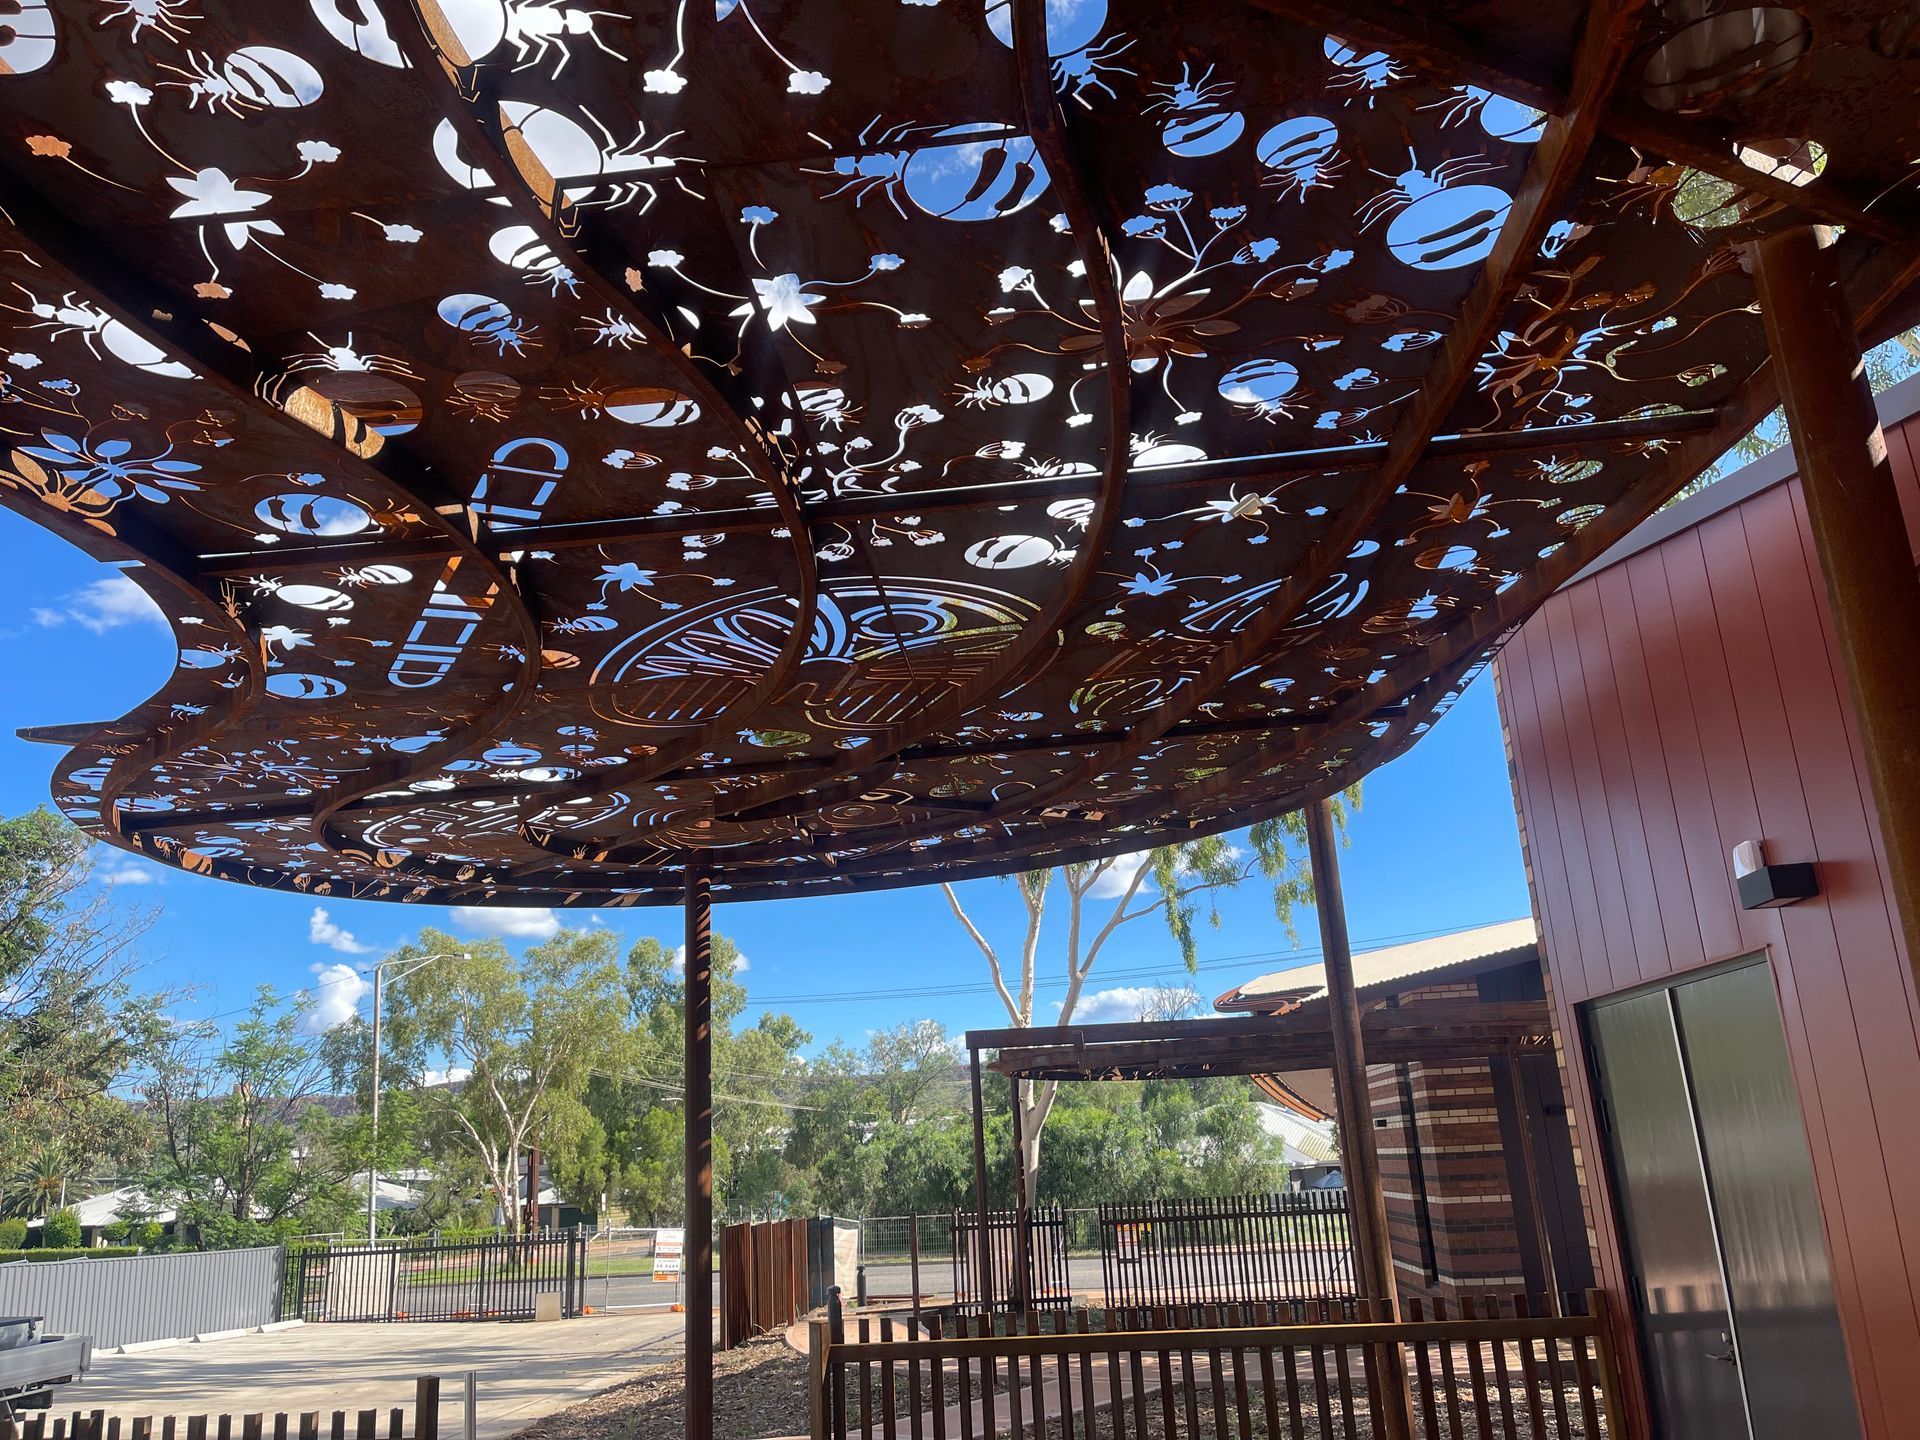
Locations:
5;0;1920;906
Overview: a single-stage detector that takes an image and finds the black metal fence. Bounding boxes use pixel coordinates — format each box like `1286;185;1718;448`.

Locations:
1097;1189;1356;1306
286;1231;589;1322
950;1205;1072;1312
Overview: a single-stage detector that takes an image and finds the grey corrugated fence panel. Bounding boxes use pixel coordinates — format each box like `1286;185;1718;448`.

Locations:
0;1245;284;1349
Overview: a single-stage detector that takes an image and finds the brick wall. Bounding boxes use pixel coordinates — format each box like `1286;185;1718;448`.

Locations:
1365;981;1532;1306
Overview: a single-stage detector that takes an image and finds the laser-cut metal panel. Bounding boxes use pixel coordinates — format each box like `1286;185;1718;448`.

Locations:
2;0;1914;904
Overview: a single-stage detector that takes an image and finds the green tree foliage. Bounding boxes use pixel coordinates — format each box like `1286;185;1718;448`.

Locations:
141;990;361;1245
0;1218;25;1248
41;1207;80;1248
938;803;1355;1206
0;810;162;1181
380;927;628;1236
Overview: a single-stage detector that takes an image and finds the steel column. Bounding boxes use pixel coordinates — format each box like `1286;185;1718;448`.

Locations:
684;866;714;1440
1755;224;1920;1006
1305;797;1413;1440
968;1046;994;1312
1008;1074;1032;1311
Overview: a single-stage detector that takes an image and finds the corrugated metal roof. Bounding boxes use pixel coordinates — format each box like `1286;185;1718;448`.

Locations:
1255;1103;1341;1168
1217;918;1539;1012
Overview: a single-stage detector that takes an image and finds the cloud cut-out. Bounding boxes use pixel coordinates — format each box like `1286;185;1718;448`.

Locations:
31;575;167;635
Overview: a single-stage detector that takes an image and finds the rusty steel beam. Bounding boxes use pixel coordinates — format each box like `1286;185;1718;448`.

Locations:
192;410;1717;578
710;0;1658;862
1240;0;1904;243
1106;232;1920;846
585;0;1142;852
389;2;823;879
114;702;1408;839
0;204;540;860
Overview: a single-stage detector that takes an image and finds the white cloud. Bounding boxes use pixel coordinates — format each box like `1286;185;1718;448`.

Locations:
452;905;560;940
1069;985;1201;1025
310;905;373;954
420;1066;472;1087
668;943;746;976
1088;853;1154;899
31;575;167;634
299;961;370;1034
99;858;160;885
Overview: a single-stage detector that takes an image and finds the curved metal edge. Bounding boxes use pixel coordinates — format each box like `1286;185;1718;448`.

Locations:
0;485;263;859
389;2;823;872
693;0;1136;829
0;167;545;888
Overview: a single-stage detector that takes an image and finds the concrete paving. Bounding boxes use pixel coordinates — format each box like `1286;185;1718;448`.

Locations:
56;1313;684;1440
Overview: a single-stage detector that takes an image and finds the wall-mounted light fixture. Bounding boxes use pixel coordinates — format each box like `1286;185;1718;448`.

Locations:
1732;839;1819;910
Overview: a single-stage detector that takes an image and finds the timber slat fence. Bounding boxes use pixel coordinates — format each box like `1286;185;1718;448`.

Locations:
721;1218;814;1351
0;1377;443;1440
808;1292;1625;1440
1098;1192;1355;1307
286;1233;587;1322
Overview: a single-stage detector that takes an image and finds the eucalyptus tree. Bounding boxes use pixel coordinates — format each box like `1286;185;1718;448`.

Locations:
939;789;1356;1205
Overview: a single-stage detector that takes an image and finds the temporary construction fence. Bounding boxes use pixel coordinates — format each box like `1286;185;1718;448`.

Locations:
0;1377;450;1440
285;1232;588;1323
0;1247;285;1352
950;1207;1073;1313
1098;1190;1356;1307
587;1227;686;1310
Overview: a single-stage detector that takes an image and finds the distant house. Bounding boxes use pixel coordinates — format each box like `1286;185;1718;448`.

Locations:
1218;919;1593;1309
27;1187;176;1248
1251;1101;1340;1189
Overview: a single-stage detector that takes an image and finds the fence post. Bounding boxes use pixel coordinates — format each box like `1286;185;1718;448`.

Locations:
908;1218;920;1321
808;1319;830;1440
565;1227;579;1316
827;1288;846;1440
412;1379;438;1440
1587;1288;1632;1440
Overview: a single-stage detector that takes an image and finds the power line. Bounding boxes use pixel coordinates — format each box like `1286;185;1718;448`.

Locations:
735;919;1507;1006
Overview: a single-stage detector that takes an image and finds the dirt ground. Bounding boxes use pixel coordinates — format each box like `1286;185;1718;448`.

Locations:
506;1332;806;1440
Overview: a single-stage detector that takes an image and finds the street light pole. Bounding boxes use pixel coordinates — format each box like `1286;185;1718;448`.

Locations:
367;964;383;1243
366;948;469;1244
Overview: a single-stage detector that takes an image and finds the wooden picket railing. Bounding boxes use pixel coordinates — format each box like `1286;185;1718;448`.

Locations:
0;1377;443;1440
808;1293;1626;1440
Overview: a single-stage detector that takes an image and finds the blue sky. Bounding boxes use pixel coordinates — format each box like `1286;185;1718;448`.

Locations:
1;504;1531;1053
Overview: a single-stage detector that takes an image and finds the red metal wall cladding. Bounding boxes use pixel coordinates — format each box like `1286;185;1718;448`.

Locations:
1496;397;1920;1440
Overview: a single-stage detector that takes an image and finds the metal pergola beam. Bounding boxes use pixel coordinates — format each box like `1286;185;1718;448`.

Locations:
1242;0;1904;243
191;412;1717;578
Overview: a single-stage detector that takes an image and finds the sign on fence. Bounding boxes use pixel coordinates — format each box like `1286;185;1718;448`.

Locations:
652;1228;685;1283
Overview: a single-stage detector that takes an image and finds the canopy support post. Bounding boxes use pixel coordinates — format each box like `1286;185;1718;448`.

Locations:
684;865;714;1440
1755;224;1920;1001
1306;797;1413;1440
968;1044;994;1314
1008;1073;1032;1311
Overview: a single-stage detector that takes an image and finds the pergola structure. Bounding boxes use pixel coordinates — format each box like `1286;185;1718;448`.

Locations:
966;909;1562;1313
7;3;1920;1437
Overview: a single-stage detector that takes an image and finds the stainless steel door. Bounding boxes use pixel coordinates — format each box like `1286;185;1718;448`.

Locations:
1673;962;1859;1440
1589;988;1749;1440
1588;959;1861;1440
